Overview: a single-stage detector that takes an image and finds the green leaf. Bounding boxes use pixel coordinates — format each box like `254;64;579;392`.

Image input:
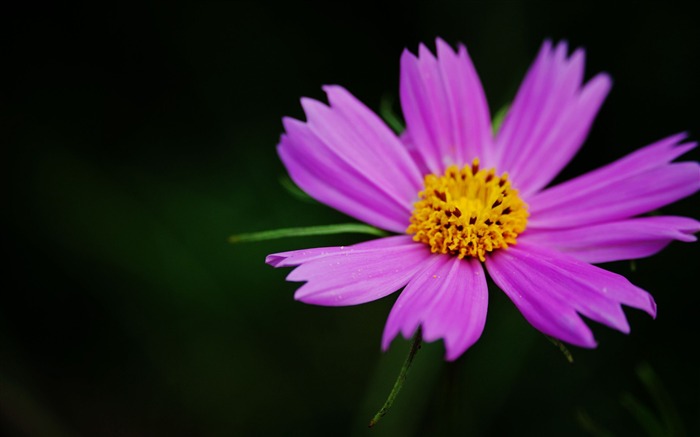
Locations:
620;393;666;437
229;223;389;244
380;94;405;134
635;363;686;437
492;104;510;135
278;175;316;203
575;408;616;437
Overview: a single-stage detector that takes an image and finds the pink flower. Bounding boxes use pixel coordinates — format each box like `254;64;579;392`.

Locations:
266;39;700;360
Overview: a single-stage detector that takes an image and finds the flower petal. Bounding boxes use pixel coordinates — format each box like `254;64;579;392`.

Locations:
381;255;488;361
486;243;656;347
400;130;430;175
528;135;700;228
267;236;432;306
265;236;410;267
321;85;424;197
400;38;493;174
494;41;611;197
522;216;700;264
278;86;423;233
279;129;404;232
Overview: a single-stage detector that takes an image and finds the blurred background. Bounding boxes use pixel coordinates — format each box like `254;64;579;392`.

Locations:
4;2;699;436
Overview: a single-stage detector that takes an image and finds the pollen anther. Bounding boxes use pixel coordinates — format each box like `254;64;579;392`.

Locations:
407;159;529;262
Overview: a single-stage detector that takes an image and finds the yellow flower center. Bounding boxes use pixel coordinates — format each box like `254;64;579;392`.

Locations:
407;159;529;262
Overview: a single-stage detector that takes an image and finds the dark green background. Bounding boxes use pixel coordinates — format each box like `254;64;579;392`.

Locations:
5;3;699;436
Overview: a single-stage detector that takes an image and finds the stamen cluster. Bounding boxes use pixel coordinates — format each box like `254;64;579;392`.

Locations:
407;159;529;261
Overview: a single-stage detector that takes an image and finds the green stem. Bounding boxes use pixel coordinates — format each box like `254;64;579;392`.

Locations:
368;329;423;428
228;223;388;244
545;335;574;364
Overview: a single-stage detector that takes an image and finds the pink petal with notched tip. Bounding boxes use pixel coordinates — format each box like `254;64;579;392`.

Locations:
382;255;488;361
486;243;656;347
278;85;422;233
527;134;699;228
268;236;432;306
522;216;700;264
400;38;493;174
493;40;611;197
527;161;700;229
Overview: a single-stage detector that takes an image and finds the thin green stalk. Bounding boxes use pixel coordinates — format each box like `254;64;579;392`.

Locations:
368;329;423;428
228;223;388;244
545;335;574;364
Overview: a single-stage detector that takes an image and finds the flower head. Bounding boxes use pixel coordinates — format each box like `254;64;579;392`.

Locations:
266;39;700;360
